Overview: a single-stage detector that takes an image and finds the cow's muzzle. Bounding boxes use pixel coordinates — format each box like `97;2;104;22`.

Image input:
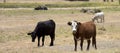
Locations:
73;31;77;35
32;40;35;42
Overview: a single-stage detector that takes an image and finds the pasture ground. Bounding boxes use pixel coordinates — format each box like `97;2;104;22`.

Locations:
0;7;120;53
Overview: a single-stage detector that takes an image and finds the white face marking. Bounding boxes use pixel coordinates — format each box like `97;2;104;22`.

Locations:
71;21;77;31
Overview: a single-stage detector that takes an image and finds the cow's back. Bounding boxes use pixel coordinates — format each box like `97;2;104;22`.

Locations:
37;20;55;35
77;21;96;39
83;21;96;32
33;20;55;35
43;20;55;28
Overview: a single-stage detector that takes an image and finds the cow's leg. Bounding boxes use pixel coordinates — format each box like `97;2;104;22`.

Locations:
74;37;77;51
87;39;91;50
38;36;41;47
97;18;99;23
101;17;103;23
80;39;84;51
50;34;55;46
94;17;98;23
42;35;45;46
102;16;105;23
92;36;97;49
95;41;97;49
92;37;95;47
93;36;97;49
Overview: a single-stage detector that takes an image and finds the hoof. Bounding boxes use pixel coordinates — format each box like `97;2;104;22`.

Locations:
50;44;54;46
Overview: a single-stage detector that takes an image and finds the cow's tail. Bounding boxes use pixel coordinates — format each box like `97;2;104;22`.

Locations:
103;15;105;23
92;36;96;47
92;25;97;49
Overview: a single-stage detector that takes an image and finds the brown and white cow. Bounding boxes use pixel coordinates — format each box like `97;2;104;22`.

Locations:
67;21;97;51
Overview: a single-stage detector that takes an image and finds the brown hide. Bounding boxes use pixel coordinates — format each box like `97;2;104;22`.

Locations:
75;21;96;40
72;21;97;51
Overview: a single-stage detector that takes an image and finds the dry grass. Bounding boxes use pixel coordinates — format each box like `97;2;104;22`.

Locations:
0;0;119;8
0;8;120;53
0;0;119;3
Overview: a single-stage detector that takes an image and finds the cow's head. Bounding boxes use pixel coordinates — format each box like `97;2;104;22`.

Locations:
27;32;36;42
67;21;81;35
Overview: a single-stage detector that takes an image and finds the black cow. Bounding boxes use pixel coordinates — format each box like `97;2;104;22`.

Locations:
34;6;48;10
27;20;56;47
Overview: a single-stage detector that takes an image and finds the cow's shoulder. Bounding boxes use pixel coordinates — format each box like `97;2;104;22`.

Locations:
36;22;46;28
37;20;55;28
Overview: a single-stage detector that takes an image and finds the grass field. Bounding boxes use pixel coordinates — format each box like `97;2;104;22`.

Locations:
0;1;119;8
0;6;120;53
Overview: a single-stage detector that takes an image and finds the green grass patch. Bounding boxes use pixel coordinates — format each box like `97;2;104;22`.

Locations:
0;2;119;8
45;2;119;8
0;7;120;16
101;7;120;12
0;9;80;16
0;3;43;8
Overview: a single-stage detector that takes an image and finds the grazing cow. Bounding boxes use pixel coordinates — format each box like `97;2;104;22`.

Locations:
92;12;104;23
93;9;101;13
67;21;97;51
34;6;48;10
80;8;90;13
80;8;101;14
27;20;56;47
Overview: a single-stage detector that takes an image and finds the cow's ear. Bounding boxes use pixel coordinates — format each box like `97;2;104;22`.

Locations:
67;22;72;26
77;22;81;25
